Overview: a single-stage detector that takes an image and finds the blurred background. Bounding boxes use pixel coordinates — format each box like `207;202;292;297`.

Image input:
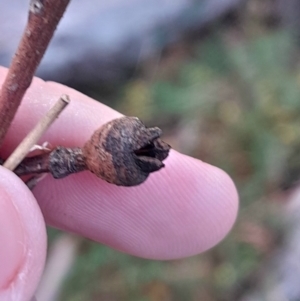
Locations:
2;0;300;300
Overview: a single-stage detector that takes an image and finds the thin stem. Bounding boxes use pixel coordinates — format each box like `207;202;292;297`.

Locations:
14;152;51;176
3;95;70;171
14;146;87;179
0;0;70;146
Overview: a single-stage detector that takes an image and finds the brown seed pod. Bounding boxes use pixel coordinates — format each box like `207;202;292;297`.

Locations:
83;117;170;186
13;116;170;187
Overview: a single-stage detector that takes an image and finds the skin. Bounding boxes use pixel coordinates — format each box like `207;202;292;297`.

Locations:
0;66;239;301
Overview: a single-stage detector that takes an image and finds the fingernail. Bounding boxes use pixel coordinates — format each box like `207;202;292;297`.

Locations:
0;191;26;290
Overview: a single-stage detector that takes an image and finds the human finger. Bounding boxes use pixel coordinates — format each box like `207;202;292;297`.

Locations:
0;66;238;259
0;166;46;301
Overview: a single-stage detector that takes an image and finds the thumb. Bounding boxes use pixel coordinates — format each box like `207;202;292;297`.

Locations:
0;167;47;301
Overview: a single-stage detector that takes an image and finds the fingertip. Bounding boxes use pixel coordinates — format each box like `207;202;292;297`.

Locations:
0;182;25;291
33;150;238;260
0;167;47;301
146;150;239;257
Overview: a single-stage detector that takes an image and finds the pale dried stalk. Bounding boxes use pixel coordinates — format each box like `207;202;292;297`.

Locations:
3;95;70;170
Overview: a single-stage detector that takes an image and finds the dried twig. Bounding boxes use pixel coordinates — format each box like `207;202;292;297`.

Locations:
3;95;70;171
0;0;70;147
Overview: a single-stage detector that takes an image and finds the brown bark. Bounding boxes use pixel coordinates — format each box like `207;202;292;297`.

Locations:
0;0;70;146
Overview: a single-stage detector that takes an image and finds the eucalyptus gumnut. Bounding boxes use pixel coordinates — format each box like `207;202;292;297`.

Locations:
82;116;170;186
12;116;170;187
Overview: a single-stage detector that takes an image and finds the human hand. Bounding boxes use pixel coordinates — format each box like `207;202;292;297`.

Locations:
0;66;238;301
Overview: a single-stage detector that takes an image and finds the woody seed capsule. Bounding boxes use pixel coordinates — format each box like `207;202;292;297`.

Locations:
83;116;170;186
13;116;170;187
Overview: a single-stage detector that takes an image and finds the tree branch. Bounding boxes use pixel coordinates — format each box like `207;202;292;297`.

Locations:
0;0;70;147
